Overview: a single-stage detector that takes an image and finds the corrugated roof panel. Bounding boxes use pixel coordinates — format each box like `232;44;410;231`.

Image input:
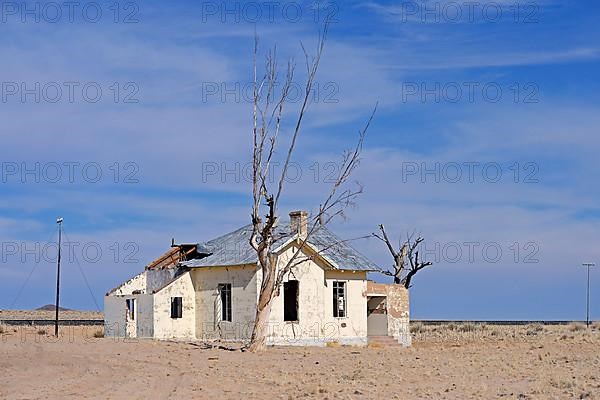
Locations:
181;223;378;271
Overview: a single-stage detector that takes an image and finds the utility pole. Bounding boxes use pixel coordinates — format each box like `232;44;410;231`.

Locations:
55;217;63;337
582;262;595;328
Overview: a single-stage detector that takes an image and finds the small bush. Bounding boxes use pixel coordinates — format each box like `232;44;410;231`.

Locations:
93;329;104;338
526;323;544;336
459;323;477;333
569;323;586;332
447;323;457;331
410;322;425;334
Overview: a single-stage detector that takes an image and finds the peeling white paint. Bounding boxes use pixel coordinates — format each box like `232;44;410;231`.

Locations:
105;244;411;346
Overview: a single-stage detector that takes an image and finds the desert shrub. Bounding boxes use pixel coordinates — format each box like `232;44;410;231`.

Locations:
592;321;600;330
37;328;47;335
459;323;477;333
526;323;544;336
568;322;585;332
93;329;104;338
446;322;457;331
410;322;425;334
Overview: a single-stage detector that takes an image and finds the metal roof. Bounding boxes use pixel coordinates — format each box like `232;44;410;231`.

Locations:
180;223;378;271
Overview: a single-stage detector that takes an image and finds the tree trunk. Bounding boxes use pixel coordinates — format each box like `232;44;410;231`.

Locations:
247;297;273;352
248;252;277;352
393;252;404;285
402;271;416;289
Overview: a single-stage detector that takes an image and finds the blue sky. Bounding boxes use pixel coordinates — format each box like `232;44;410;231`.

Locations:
1;0;599;320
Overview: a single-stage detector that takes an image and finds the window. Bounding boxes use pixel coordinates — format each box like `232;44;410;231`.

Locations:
218;283;232;322
171;297;183;319
333;281;346;318
283;280;299;322
126;298;135;320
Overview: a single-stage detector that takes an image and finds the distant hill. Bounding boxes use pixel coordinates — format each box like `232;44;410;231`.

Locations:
36;304;71;311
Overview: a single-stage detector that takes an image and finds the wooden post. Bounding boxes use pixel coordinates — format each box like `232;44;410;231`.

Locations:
55;218;63;337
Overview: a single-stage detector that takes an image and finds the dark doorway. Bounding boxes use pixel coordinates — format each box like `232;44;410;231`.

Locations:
283;280;299;322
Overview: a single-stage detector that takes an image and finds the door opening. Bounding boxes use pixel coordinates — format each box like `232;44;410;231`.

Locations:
283;280;299;322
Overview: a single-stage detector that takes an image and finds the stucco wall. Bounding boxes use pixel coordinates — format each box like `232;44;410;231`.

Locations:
265;245;368;346
108;271;146;296
366;281;411;346
153;272;196;340
191;265;257;340
323;270;368;344
386;284;411;346
105;268;183;338
104;293;153;338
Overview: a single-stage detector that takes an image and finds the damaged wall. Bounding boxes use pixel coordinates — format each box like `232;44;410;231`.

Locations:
366;281;411;346
191;265;257;340
107;271;146;296
153;272;196;340
265;245;368;346
104;268;179;338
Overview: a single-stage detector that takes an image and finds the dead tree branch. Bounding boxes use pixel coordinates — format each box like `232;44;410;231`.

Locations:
246;17;376;352
373;226;432;288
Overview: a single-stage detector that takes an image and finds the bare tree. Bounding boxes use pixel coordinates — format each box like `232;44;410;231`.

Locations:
247;21;376;352
373;225;432;289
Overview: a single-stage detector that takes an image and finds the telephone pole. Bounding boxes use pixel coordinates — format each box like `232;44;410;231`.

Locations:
55;218;63;337
582;262;595;328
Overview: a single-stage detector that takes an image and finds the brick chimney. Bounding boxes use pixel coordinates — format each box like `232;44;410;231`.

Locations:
289;210;308;238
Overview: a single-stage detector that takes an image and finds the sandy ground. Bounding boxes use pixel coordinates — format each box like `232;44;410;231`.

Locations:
1;322;599;399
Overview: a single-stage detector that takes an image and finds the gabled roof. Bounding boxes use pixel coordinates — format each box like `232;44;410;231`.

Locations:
180;223;378;271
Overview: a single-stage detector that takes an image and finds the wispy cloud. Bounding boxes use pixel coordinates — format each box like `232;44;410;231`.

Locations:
1;0;599;318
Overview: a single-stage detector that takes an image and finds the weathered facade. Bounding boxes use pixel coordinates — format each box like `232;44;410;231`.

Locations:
104;212;411;346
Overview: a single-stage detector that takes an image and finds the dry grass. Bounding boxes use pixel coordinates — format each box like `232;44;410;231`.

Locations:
569;322;586;332
459;322;478;333
526;323;545;336
409;322;600;343
409;322;425;334
0;309;102;320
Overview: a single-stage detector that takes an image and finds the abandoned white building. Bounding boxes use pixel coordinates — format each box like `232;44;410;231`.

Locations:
104;211;411;346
